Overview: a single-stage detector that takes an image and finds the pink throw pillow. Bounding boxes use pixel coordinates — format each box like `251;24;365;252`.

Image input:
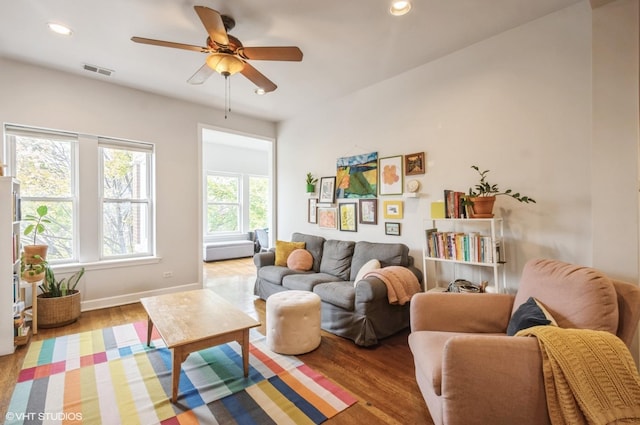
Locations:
287;249;313;271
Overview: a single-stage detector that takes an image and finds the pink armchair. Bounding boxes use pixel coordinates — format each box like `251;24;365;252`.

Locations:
408;258;640;425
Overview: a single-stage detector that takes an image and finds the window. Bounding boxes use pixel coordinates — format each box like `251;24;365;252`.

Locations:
6;125;155;264
249;175;268;230
99;139;153;258
206;173;240;233
6;127;76;262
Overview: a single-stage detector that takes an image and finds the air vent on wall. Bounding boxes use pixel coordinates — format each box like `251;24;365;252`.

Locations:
83;64;114;77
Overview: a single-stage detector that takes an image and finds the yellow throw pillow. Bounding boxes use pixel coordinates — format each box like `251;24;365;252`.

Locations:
275;240;306;266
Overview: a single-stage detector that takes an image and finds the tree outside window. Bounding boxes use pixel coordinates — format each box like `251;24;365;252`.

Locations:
249;176;268;231
206;174;240;233
100;144;152;258
10;132;75;262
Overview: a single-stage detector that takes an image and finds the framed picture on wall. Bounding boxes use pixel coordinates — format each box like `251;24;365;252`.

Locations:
359;199;377;224
378;156;403;195
405;152;426;175
385;222;401;236
308;198;318;223
339;203;357;232
319;176;337;203
318;207;338;229
383;200;403;219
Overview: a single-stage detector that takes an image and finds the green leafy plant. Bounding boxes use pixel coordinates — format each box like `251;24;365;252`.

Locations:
39;266;85;298
23;205;51;245
305;173;318;185
20;253;48;281
468;165;536;203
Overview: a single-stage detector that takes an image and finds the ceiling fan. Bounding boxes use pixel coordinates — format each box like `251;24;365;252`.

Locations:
131;6;303;93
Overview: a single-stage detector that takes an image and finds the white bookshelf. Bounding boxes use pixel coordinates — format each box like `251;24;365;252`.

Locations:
0;177;21;355
422;218;506;293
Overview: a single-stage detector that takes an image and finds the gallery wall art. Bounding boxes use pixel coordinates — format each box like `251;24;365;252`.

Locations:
336;152;378;199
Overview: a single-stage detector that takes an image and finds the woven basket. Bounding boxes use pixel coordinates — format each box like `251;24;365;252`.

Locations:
37;290;81;328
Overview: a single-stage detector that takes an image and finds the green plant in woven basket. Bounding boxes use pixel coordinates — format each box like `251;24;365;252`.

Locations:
39;266;85;298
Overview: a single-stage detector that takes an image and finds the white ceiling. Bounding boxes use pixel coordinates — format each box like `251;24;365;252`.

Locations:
0;0;583;123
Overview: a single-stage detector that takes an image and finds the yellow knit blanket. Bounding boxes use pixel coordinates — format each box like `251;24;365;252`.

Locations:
517;326;640;425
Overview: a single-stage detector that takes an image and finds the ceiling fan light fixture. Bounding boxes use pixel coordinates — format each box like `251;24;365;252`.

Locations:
254;88;266;95
389;0;412;16
206;53;244;76
47;22;73;36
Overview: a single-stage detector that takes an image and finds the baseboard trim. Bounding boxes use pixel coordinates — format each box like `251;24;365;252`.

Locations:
80;283;202;312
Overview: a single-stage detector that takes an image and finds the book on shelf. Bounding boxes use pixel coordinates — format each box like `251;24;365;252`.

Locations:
425;229;497;263
443;190;467;219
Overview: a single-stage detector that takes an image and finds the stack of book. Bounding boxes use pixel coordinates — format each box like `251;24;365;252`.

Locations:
443;190;468;218
425;228;499;264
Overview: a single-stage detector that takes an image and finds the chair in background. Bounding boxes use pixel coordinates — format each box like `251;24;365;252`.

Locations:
255;228;269;252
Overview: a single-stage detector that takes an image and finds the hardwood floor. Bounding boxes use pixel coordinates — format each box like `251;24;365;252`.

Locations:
0;257;434;424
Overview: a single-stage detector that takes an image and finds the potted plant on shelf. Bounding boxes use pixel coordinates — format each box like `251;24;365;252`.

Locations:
20;253;48;283
466;165;536;218
37;266;85;328
306;172;318;193
22;204;51;263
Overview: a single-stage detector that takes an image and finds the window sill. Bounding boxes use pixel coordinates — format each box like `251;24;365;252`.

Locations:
52;256;162;273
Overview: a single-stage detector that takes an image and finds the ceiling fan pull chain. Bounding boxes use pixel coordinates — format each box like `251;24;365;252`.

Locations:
224;74;229;119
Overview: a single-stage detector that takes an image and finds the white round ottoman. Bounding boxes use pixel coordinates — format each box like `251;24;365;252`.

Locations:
266;290;321;355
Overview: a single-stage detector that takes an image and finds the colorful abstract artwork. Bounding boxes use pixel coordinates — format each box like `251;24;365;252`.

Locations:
336;152;378;199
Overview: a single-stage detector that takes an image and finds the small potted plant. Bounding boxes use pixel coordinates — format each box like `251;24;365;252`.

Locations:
306;172;318;193
20;253;48;283
22;205;51;263
37;266;85;328
466;165;536;218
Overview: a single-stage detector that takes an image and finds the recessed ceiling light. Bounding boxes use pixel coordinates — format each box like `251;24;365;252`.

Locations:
254;88;266;95
47;22;73;36
390;0;412;16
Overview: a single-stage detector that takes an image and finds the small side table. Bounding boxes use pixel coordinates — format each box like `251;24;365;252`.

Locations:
19;280;38;335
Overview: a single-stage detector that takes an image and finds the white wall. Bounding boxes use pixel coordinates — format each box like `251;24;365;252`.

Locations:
591;0;640;362
0;58;276;309
203;142;269;175
276;2;595;289
591;0;639;282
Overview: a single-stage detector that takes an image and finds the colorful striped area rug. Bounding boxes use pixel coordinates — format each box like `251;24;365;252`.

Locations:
7;322;356;424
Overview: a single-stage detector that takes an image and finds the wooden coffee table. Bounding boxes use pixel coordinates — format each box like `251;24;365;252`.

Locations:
140;289;260;403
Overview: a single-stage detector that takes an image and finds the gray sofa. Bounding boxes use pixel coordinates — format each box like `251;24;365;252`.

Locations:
253;232;423;346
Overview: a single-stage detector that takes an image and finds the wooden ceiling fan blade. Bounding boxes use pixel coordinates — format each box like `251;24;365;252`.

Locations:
194;6;229;46
131;36;209;53
187;63;215;85
240;63;277;93
238;46;303;61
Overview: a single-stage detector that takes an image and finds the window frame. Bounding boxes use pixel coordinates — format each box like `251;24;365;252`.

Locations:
205;171;242;235
4;124;156;266
98;138;155;260
5;126;79;264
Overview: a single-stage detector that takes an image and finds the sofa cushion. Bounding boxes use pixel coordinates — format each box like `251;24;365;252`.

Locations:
313;281;356;311
320;240;356;281
275;240;306;266
507;297;554;336
282;273;341;292
292;233;325;272
287;249;314;271
354;259;381;286
258;265;307;285
351;241;408;279
514;259;619;334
